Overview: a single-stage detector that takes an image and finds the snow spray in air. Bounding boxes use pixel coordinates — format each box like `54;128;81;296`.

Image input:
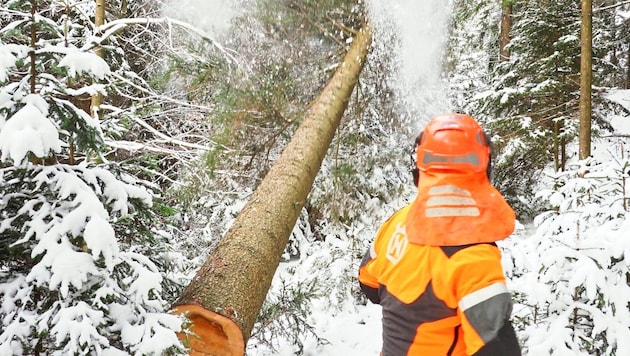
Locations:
162;0;240;38
365;0;453;128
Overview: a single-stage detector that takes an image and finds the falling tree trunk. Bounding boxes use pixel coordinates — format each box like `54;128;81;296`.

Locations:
499;0;512;62
91;0;105;119
579;0;592;159
171;24;372;356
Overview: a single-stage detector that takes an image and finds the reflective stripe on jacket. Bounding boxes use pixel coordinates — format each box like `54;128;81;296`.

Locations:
358;205;515;356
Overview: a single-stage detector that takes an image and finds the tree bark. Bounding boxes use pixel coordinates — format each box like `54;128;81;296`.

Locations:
29;0;37;94
579;0;592;159
553;120;559;172
171;24;372;355
499;0;512;62
91;0;105;119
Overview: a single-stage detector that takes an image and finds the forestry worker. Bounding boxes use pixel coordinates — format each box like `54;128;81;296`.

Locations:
358;113;522;356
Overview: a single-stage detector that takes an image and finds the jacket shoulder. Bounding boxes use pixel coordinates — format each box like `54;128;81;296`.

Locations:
439;242;498;258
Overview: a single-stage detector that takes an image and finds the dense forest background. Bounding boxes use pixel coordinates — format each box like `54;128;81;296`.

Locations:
1;0;630;354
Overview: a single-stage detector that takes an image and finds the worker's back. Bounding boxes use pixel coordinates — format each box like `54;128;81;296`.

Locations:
359;204;511;356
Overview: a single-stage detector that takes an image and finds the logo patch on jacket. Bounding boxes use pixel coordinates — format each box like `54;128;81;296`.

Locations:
386;223;408;264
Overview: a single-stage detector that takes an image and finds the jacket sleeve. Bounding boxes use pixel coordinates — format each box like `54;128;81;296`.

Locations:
358;209;406;305
358;244;380;304
472;318;521;356
446;244;521;355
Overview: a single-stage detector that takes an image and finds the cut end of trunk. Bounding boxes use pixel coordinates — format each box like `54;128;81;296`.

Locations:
172;304;245;356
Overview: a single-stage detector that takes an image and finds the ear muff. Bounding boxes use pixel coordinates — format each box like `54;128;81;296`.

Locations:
410;133;422;186
482;131;493;182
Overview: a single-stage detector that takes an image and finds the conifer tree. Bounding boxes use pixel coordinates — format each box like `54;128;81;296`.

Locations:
509;157;630;355
0;1;185;354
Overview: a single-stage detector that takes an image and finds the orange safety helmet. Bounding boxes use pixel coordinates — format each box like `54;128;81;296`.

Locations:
411;113;491;185
405;113;515;246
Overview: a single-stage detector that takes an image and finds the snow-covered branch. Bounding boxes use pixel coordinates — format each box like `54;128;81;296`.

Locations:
85;17;239;65
594;0;630;12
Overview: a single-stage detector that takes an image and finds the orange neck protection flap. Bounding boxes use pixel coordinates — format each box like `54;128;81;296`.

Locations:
405;172;515;246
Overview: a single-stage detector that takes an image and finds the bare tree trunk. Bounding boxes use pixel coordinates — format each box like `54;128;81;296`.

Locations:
554;120;560;172
561;134;567;171
91;0;105;119
499;0;512;62
29;0;37;94
579;0;592;159
121;0;128;17
171;24;372;356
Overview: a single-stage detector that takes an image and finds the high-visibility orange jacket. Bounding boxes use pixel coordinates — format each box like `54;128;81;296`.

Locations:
358;172;521;356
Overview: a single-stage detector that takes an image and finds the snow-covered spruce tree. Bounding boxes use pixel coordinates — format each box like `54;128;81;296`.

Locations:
508;154;630;355
0;1;183;354
593;1;630;91
444;0;548;219
446;0;562;218
446;0;501;112
446;0;625;219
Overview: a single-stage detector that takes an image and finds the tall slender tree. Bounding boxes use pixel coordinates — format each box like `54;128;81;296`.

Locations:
91;0;105;120
500;0;513;61
579;0;592;159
